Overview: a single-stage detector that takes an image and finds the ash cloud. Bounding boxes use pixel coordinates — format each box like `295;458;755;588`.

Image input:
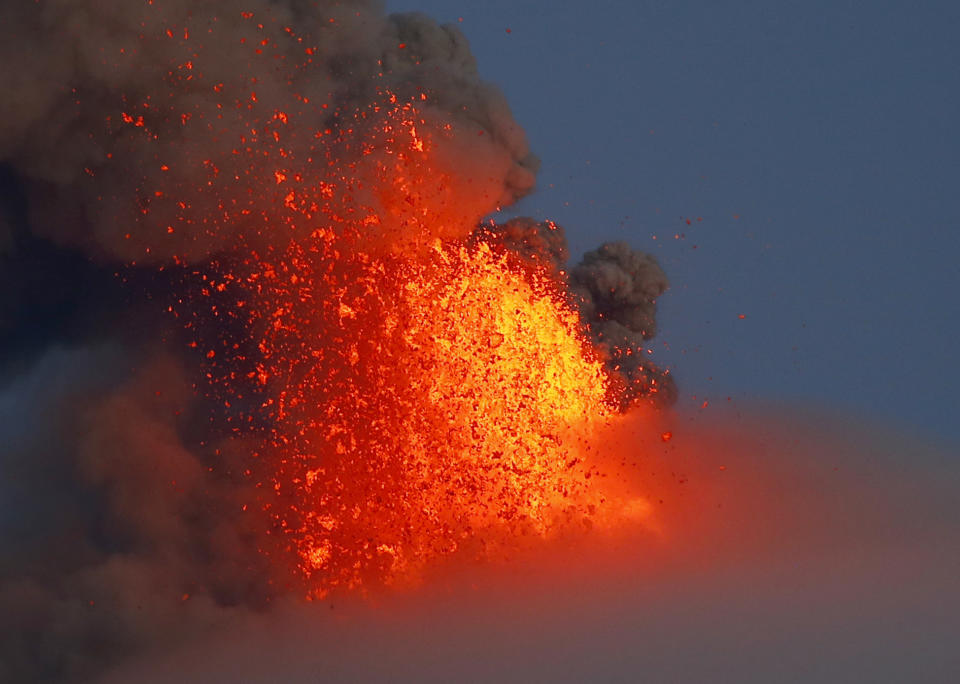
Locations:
380;12;539;203
0;0;535;263
0;348;276;682
0;1;672;681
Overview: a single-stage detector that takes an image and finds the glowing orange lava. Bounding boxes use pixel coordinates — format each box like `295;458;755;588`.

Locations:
167;95;655;597
282;244;630;594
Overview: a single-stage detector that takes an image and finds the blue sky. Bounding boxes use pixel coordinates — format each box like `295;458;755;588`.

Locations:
388;0;960;445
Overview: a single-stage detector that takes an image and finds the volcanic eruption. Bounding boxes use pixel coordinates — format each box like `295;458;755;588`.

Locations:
179;96;677;596
4;4;959;684
0;1;674;680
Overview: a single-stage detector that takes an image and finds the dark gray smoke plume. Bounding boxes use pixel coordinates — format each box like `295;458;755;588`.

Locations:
571;242;676;407
0;1;673;681
0;347;278;682
0;1;537;263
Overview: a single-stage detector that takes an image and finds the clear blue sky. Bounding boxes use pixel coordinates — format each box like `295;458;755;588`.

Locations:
389;0;960;445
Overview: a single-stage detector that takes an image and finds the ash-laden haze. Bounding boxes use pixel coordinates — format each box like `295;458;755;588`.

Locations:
101;406;960;683
0;1;678;681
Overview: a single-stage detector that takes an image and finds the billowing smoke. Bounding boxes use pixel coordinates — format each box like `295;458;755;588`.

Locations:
0;347;280;681
0;1;537;262
0;1;675;681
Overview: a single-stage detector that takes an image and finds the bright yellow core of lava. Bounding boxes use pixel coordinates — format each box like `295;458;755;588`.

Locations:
257;241;631;596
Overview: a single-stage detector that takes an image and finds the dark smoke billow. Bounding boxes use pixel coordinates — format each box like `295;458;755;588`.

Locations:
0;1;673;681
0;348;275;682
0;1;536;263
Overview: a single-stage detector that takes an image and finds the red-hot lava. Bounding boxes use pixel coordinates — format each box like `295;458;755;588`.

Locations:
166;96;660;597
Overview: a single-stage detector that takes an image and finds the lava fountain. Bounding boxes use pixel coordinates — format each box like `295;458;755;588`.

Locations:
170;97;665;596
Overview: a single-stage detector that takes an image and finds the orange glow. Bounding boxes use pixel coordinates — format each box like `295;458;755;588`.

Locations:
238;237;656;596
162;94;660;597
